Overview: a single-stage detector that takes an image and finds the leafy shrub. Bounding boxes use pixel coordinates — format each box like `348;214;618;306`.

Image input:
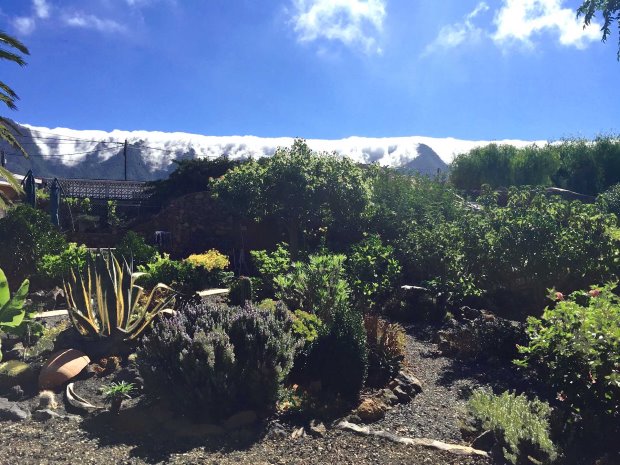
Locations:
302;308;368;400
185;249;230;271
364;315;406;387
115;232;158;267
516;285;620;434
274;254;349;325
257;298;278;312
466;389;557;465
597;183;620;216
251;243;291;299
346;235;401;311
138;252;232;294
39;243;88;283
420;188;619;317
147;156;241;207
291;309;323;345
138;301;297;419
138;254;189;289
214;139;371;254
0;205;66;283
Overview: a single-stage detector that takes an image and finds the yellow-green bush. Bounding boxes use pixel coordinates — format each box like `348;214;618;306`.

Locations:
185;249;230;271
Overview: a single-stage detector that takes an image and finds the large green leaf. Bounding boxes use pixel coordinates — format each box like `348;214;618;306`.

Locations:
0;269;9;307
0;277;28;328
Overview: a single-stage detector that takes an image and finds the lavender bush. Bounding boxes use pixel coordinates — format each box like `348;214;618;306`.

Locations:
138;301;296;420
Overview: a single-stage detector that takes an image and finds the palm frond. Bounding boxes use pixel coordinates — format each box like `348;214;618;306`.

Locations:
0;166;24;193
0;82;17;100
0;31;29;56
0;49;26;67
0;93;17;111
0;119;27;157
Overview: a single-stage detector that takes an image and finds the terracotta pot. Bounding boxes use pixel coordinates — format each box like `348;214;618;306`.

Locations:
39;349;90;390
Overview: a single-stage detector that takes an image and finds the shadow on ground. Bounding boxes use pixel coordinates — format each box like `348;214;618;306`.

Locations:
80;401;267;464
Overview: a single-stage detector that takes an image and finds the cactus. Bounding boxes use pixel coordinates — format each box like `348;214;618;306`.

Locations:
228;276;253;306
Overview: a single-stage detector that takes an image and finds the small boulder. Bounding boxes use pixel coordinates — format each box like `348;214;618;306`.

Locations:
379;388;400;406
392;385;411;403
32;409;80;422
0;397;29;421
395;369;423;396
0;360;37;392
4;342;25;361
308;420;327;438
355;398;387;423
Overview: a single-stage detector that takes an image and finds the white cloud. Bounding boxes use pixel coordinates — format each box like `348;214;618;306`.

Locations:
13;17;36;35
290;0;386;54
33;0;50;19
423;2;489;55
62;13;126;34
493;0;600;49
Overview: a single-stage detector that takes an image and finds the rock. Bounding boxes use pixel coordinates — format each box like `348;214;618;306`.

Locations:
267;421;288;439
0;397;29;421
395;369;423;396
4;342;25;360
392;385;411;403
39;349;90;390
31;409;80;422
308;420;327;438
471;430;496;451
223;410;258;430
7;385;24;401
291;426;305;439
0;360;37;392
355;398;387;423
379;388;400;406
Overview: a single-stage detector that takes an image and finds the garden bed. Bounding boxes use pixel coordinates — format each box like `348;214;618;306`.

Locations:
0;328;493;465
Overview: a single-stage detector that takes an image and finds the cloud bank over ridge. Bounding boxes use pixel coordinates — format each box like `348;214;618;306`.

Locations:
0;123;544;181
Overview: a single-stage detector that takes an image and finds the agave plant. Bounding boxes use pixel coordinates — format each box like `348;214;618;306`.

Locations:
63;251;175;346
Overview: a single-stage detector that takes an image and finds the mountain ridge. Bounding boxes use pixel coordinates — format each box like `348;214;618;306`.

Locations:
0;123;545;181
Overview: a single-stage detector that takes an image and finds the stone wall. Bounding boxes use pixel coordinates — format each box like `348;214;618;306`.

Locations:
132;192;282;269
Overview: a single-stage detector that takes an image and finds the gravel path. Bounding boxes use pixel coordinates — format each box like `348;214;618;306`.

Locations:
0;330;494;465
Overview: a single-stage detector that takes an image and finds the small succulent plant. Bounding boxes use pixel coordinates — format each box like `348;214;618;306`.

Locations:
101;381;134;415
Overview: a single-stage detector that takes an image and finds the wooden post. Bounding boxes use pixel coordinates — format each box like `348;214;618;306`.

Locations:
123;140;128;181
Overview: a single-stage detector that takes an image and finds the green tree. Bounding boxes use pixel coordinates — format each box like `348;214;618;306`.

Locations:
578;0;620;59
0;31;30;207
147;156;241;206
214;139;371;256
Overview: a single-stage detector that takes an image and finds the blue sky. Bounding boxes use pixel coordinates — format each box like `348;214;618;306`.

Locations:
0;0;618;140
